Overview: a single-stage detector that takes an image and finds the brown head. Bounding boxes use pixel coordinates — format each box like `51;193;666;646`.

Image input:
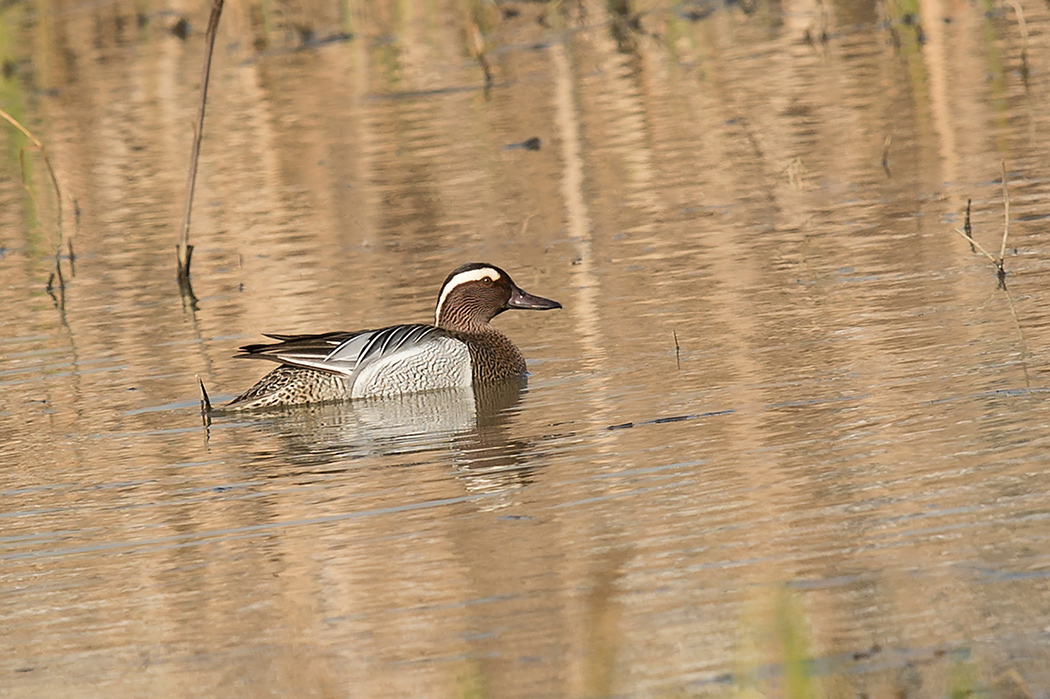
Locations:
434;263;561;332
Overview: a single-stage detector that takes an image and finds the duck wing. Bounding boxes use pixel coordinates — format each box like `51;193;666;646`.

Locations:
237;325;448;377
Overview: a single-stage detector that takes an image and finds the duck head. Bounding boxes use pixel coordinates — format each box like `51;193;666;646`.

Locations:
435;262;561;331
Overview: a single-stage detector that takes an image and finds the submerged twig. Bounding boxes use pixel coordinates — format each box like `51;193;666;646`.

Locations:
673;330;681;370
881;134;892;177
178;0;225;306
606;409;734;431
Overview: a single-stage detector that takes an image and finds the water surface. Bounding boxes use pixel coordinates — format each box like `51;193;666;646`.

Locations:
3;0;1050;695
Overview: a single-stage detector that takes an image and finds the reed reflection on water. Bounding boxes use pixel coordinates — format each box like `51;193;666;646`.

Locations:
3;0;1050;695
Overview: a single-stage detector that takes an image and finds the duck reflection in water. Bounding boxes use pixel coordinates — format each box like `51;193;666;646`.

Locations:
223;378;541;496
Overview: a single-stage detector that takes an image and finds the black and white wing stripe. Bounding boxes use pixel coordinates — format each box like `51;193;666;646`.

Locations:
237;325;447;377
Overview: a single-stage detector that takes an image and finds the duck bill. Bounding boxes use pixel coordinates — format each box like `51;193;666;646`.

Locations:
508;286;562;311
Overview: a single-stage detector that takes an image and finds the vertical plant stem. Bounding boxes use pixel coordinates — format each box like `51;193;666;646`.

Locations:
467;13;493;94
197;375;213;421
0;109;63;236
2;107;69;303
1004;0;1029;84
964;198;974;252
69;198;80;276
999;159;1010;262
178;0;225;293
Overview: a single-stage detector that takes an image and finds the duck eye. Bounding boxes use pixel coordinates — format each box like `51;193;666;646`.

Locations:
482;277;494;285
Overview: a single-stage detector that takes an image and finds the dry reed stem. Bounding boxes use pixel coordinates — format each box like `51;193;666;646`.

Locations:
197;375;213;437
1003;0;1029;80
964;198;975;252
467;15;493;93
1;107;71;305
953;164;1028;384
197;375;213;420
178;0;225;296
954;162;1012;286
953;227;997;263
1;109;64;235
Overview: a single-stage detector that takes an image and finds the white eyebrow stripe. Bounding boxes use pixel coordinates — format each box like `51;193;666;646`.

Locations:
435;267;501;324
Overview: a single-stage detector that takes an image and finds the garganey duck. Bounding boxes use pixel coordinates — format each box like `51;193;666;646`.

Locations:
218;263;561;410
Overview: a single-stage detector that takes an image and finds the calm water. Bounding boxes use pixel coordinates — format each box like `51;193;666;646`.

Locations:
3;0;1050;695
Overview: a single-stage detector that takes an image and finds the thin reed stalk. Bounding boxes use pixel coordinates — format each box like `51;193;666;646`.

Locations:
0;109;63;234
1004;0;1029;85
964;198;974;252
177;0;225;305
467;13;493;95
999;159;1010;264
953;161;1011;288
197;375;213;424
951;162;1028;386
1;107;70;305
